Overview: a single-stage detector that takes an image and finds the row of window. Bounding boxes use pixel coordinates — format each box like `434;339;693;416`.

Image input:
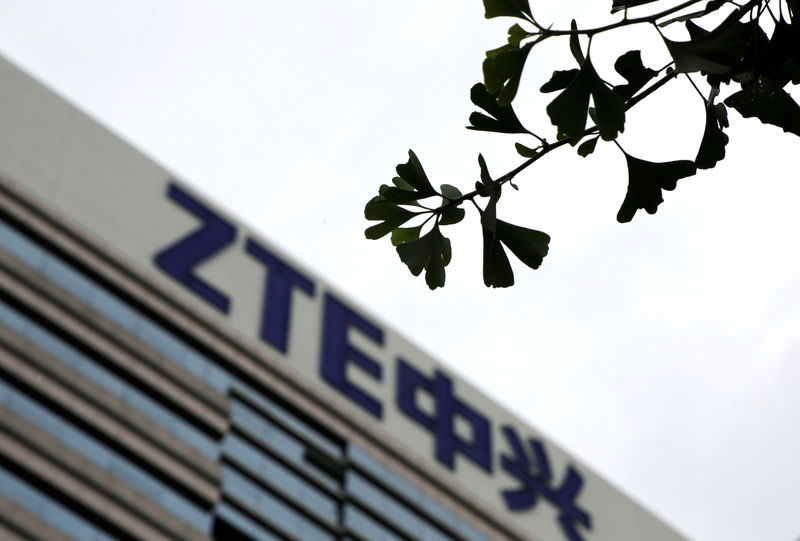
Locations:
0;214;495;541
0;378;211;532
0;464;115;541
348;445;493;541
0;298;219;458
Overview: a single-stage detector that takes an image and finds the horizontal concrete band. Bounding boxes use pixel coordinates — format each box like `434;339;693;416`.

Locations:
0;406;209;541
0;493;75;541
0;325;221;506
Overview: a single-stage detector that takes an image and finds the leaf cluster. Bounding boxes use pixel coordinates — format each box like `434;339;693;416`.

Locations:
365;0;800;289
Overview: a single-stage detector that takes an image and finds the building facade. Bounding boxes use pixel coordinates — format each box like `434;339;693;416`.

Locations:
0;54;687;541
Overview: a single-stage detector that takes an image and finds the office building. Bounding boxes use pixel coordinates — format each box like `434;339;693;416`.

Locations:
0;54;686;541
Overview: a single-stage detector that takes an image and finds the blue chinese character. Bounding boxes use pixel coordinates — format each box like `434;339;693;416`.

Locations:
396;359;492;472
500;425;591;541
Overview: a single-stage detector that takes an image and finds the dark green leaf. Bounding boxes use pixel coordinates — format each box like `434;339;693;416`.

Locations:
508;23;532;47
704;0;725;14
364;197;417;240
540;69;579;93
569;20;584;65
712;102;729;128
391;225;422;246
611;0;659;13
685;19;709;41
396;150;437;197
724;75;800;137
364;197;411;221
425;243;446;289
789;0;799;18
478;154;494;186
695;104;729;169
379;185;424;204
483;42;534;106
755;18;800;87
395;226;450;290
577;136;599;157
588;106;599;126
440;206;466;226
663;12;755;75
483;0;532;19
475;181;492;197
617;153;697;223
467;83;528;134
515;142;539;158
546;56;625;143
441;234;452;266
482;225;514;287
364;220;406;241
391;176;414;190
591;63;626;140
396;233;430;276
546;63;591;143
612;51;658;101
495;219;550;269
440;184;462;200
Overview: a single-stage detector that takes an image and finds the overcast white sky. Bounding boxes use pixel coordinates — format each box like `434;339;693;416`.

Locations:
1;2;799;540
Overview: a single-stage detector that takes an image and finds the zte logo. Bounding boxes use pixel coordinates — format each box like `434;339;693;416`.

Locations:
154;182;591;541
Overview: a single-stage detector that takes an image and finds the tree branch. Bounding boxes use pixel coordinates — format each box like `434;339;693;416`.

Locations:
532;0;707;37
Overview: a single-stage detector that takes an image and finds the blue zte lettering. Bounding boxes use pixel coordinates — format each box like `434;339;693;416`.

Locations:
500;425;591;541
320;293;384;418
245;238;315;353
154;182;236;313
396;359;492;473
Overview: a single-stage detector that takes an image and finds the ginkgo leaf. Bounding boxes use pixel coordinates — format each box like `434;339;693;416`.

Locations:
725;75;800;137
617;153;697;222
546;68;591;143
515;142;539;158
391;225;422;246
481;216;549;287
547;56;625;143
440;184;462;200
476;154;501;202
364;197;418;239
663;12;755;75
540;69;579;93
569;20;584;65
468;83;528;134
396;150;437;197
483;0;532;20
483;42;534;106
508;23;533;47
695;104;729;169
577;136;599;157
396;226;452;289
482;225;515;287
379;184;425;204
612;51;657;101
365;151;439;241
440;206;466;226
495;220;550;270
789;0;799;18
755;17;800;87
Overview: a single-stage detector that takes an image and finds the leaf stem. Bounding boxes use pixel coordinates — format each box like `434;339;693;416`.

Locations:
684;74;707;103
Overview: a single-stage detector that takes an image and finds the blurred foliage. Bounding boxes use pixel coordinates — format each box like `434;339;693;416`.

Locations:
366;0;800;289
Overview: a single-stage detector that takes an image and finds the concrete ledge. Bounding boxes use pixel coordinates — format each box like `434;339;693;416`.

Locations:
0;405;210;541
